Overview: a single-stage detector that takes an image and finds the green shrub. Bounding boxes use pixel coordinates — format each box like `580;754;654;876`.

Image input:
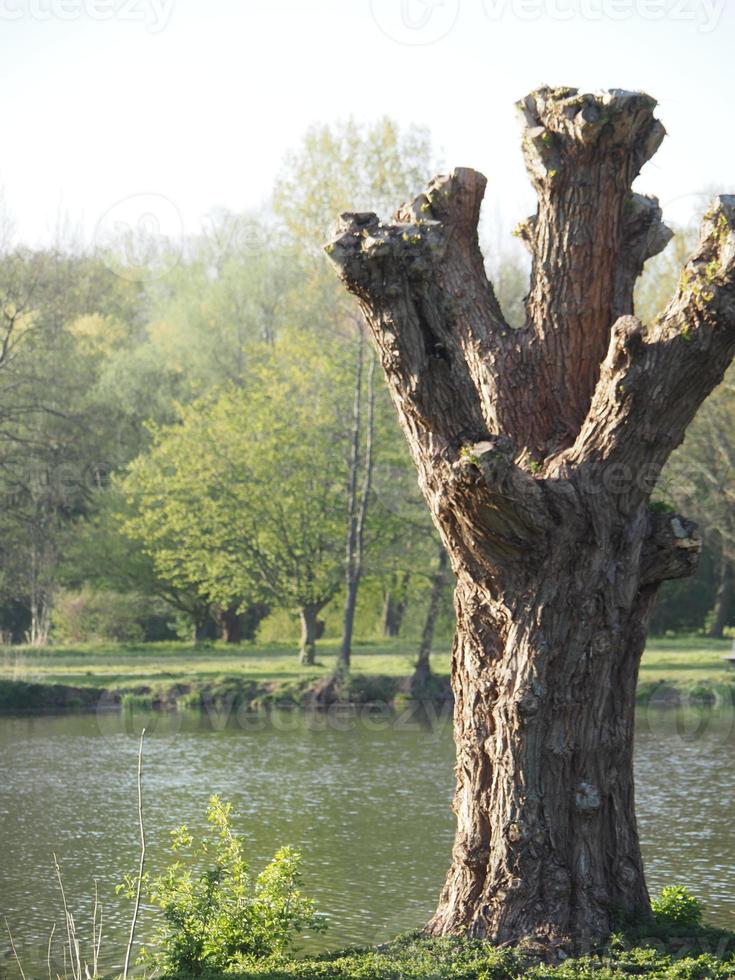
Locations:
51;587;147;643
122;795;323;975
652;886;704;928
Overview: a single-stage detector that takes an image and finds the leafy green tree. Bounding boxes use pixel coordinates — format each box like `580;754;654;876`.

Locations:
144;219;301;394
0;249;146;641
664;374;735;636
61;487;215;641
274;117;433;250
121;331;353;662
275;118;436;675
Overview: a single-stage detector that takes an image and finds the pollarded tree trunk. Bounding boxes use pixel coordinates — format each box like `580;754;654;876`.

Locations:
327;87;735;950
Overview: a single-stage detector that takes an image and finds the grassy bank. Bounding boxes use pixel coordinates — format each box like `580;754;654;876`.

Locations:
0;635;733;713
142;930;735;979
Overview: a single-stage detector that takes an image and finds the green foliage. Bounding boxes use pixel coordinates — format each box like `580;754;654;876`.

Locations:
120;329;354;626
273;118;433;249
653;887;704;928
124;795;323;975
50;586;163;644
153;931;735;979
650;500;676;515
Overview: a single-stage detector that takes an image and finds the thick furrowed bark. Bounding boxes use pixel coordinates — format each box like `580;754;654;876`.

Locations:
560;196;735;513
328;168;527;456
425;503;701;947
428;540;657;948
326;87;735;951
517;88;668;452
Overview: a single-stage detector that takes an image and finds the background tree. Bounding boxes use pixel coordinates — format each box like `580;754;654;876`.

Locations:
0;249;144;641
664;376;735;637
328;87;735;948
275;117;436;673
411;546;449;694
121;332;353;662
638;225;733;635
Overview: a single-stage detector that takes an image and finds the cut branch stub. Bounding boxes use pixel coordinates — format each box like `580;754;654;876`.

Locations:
327;168;523;458
519;87;670;452
518;87;664;188
447;438;553;573
640;512;701;587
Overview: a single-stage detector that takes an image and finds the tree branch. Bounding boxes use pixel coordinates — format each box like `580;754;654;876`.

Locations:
518;87;667;452
562;196;735;513
445;437;553;570
614;193;673;318
640;512;701;586
326;168;519;461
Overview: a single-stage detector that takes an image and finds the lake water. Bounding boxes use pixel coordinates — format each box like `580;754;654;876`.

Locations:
0;701;733;975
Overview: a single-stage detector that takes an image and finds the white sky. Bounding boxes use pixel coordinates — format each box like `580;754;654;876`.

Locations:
1;0;734;250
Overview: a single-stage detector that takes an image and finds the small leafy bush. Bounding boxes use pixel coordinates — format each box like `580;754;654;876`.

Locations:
652;886;704;928
51;587;149;643
121;795;323;975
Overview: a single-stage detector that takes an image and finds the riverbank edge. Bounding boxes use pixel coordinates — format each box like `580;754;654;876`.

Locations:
1;672;734;714
156;927;735;979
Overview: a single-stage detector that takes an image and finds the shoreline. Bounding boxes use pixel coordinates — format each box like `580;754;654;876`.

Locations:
1;672;733;716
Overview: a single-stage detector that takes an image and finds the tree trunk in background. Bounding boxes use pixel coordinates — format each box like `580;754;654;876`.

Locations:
240;602;271;642
708;558;734;639
217;603;245;644
215;603;270;643
336;337;376;675
299;604;322;665
27;542;52;646
382;571;411;637
328;87;735;949
412;547;448;692
193;608;216;643
28;594;51;646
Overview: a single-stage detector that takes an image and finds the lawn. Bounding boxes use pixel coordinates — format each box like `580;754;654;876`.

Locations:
0;634;733;708
641;634;734;683
0;637;446;690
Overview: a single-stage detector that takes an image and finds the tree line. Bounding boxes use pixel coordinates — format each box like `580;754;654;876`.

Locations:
0;121;729;659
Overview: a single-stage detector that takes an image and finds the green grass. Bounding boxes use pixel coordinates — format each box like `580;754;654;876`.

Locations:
642;635;734;682
158;930;735;979
0;637;444;689
0;634;733;712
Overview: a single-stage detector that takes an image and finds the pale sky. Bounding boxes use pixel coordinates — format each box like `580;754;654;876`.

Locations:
2;0;734;250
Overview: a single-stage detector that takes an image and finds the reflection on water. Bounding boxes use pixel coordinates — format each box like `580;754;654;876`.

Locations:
0;701;732;974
